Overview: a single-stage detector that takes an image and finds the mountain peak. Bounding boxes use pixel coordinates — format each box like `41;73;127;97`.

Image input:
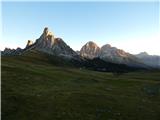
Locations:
43;27;53;36
32;28;77;57
86;41;99;47
103;44;111;48
26;40;33;48
35;27;55;48
80;41;100;59
43;27;49;34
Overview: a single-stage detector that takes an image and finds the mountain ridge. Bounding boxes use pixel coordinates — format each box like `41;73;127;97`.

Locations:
1;27;159;69
136;52;160;68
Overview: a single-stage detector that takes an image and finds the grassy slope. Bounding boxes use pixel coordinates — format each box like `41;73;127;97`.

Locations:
2;51;160;120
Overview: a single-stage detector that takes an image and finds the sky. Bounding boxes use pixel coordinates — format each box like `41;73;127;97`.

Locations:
1;0;160;55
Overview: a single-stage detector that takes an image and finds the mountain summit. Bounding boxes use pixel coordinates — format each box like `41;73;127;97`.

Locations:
35;27;55;49
80;41;100;59
27;27;78;57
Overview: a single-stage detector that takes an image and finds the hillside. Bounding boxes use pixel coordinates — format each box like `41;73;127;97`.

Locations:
1;50;160;120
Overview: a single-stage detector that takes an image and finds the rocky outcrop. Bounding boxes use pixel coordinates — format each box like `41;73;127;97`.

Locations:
80;41;100;59
26;40;33;48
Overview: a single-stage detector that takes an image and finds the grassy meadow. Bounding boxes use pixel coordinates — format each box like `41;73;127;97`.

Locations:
1;51;160;120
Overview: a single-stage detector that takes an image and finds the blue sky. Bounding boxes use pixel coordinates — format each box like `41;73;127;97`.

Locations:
1;1;160;55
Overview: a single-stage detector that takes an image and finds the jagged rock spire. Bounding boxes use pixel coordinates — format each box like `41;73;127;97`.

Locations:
26;40;33;48
42;27;54;37
43;27;49;35
33;27;77;57
36;27;55;48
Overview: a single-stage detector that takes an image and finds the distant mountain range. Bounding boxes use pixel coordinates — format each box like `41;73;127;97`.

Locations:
1;27;160;70
79;41;146;68
135;52;160;68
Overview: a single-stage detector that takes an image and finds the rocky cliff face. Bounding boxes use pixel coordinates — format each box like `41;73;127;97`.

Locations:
80;41;100;59
35;27;55;49
33;27;77;57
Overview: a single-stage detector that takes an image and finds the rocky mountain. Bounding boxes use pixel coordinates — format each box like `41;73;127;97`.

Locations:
100;44;130;62
2;27;78;59
34;27;78;58
79;42;146;68
136;52;160;68
80;41;100;59
1;27;155;69
99;44;145;67
100;44;128;58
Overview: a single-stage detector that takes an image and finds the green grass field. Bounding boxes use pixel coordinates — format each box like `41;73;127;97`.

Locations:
1;51;160;120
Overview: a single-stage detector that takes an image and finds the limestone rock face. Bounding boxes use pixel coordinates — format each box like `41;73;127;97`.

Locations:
35;27;55;49
34;27;77;57
80;41;100;59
